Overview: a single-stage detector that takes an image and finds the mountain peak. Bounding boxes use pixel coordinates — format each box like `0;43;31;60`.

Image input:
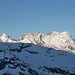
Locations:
0;33;17;43
1;33;7;36
60;32;70;35
1;33;11;39
46;32;59;35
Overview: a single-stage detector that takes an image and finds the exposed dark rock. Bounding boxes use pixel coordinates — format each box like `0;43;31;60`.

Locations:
28;68;39;75
44;66;70;74
46;48;52;54
68;45;75;50
19;72;24;75
0;62;6;70
9;48;21;52
3;73;12;75
19;43;31;49
25;50;39;54
0;50;4;52
9;44;31;53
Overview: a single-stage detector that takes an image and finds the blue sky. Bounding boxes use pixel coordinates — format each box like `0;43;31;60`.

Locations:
0;0;75;39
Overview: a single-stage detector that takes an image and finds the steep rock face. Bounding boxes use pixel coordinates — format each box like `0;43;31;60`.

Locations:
18;32;43;45
0;33;17;43
18;32;75;50
0;42;75;75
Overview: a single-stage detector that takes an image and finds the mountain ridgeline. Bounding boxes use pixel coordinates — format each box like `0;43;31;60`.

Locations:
0;32;75;51
18;32;75;50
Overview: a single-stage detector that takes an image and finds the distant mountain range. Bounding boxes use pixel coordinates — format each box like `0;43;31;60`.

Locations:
0;32;75;51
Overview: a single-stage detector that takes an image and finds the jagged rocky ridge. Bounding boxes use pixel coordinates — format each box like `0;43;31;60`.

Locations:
0;42;75;75
0;32;75;51
18;32;75;51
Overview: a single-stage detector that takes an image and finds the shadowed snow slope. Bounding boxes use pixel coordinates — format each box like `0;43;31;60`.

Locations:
0;42;75;75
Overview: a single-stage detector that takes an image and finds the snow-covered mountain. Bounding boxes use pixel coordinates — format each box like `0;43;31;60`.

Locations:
18;32;75;51
0;32;75;51
0;33;17;43
0;42;75;75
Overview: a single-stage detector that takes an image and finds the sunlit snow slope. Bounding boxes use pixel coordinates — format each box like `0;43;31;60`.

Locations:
0;33;17;43
18;32;75;51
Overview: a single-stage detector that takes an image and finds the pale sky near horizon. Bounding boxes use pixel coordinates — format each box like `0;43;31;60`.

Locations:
0;0;75;39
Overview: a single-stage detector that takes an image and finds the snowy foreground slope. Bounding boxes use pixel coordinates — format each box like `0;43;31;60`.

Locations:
18;32;75;51
0;42;75;75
